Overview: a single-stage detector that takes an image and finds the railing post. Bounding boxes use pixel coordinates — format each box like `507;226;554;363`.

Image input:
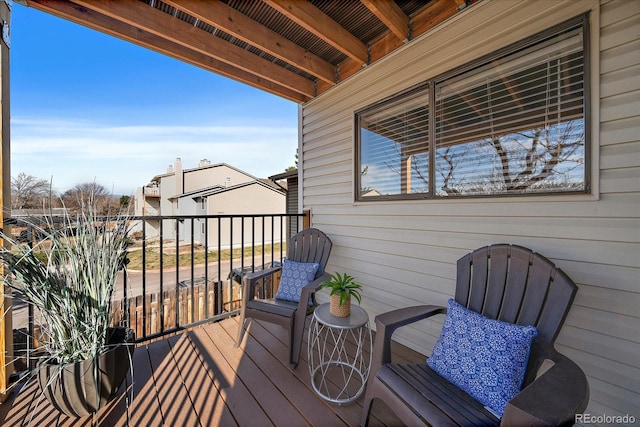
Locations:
302;210;311;230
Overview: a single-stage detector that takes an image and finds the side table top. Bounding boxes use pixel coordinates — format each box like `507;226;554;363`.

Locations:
314;303;369;329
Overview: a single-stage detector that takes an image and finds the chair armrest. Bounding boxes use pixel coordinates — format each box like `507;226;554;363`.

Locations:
501;348;589;426
372;305;446;370
244;266;282;283
298;272;331;309
241;266;282;303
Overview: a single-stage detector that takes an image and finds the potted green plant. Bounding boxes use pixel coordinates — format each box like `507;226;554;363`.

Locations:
0;200;134;418
320;272;362;317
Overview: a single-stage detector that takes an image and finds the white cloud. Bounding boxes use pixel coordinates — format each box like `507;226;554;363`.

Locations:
11;115;298;194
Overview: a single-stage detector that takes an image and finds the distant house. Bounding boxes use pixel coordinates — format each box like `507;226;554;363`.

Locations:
268;169;298;239
134;158;285;248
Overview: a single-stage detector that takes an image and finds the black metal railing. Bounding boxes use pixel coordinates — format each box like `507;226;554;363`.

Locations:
8;212;305;372
118;213;305;342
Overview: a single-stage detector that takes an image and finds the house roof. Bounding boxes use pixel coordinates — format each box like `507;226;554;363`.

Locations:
20;0;472;103
175;180;285;200
269;169;298;181
183;162;249;176
151;162;259;184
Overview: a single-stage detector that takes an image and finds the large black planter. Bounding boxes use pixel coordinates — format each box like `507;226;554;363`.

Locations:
37;327;135;418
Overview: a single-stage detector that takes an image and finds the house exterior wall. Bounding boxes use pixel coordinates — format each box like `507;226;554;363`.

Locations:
205;183;286;250
177;194;205;244
183;165;253;193
286;176;298;239
140;164;256;239
158;173;177;215
300;0;638;419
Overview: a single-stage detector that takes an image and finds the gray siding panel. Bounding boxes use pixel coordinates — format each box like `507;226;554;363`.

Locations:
301;0;639;419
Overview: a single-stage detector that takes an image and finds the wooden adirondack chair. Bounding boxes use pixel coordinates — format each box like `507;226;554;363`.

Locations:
236;228;332;368
361;244;589;426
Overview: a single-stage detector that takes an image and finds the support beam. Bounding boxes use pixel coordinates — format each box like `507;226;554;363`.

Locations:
163;0;336;85
0;0;12;403
263;0;369;65
316;0;460;96
71;0;315;98
411;0;461;37
360;0;409;41
27;0;308;102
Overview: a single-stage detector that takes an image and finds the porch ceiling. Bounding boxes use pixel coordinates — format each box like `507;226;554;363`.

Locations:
19;0;470;102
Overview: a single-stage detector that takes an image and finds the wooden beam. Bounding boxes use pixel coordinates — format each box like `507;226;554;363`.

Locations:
411;0;460;37
263;0;369;65
71;0;315;98
163;0;336;85
360;0;409;41
316;0;460;96
302;210;311;229
26;0;307;102
0;0;12;403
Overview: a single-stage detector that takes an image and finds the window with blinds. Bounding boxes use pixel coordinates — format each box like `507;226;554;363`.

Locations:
357;83;430;199
356;16;588;201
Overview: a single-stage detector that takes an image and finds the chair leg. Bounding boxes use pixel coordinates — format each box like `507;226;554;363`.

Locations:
360;372;380;427
289;317;299;368
236;311;247;347
360;393;374;427
290;311;307;368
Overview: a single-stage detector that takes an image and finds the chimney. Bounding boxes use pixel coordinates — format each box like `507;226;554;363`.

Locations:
199;158;211;167
167;165;174;174
175;157;183;195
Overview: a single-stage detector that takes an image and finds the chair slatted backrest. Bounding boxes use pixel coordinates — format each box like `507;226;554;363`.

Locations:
286;228;332;276
455;244;577;346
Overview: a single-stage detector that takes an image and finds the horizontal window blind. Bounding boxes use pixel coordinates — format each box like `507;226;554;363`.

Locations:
434;26;585;196
359;86;429;198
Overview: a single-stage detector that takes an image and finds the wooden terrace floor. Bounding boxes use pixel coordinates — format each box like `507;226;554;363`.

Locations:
0;316;422;426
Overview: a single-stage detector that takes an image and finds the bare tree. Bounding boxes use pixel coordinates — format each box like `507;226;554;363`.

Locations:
372;120;583;196
61;182;116;215
489;122;584;192
11;173;53;210
437;147;462;195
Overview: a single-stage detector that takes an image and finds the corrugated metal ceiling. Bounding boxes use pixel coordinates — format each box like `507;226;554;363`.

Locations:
148;0;438;78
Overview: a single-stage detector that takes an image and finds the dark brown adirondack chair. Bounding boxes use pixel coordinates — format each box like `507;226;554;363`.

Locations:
361;244;589;426
236;228;332;367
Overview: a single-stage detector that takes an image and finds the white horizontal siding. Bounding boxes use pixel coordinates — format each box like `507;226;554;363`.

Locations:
301;0;639;419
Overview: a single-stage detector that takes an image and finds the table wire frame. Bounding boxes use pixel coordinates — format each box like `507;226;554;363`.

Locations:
307;304;372;404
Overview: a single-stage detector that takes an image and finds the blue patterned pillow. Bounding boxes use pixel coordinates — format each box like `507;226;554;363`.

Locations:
274;259;320;304
427;299;538;418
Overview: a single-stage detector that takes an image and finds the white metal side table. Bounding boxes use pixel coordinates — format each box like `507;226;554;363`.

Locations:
307;303;372;404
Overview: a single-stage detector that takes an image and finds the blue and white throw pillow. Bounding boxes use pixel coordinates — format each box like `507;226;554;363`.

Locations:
427;299;538;418
274;259;320;304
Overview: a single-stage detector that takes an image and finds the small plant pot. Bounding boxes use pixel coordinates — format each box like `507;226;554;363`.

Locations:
330;294;351;317
37;327;135;418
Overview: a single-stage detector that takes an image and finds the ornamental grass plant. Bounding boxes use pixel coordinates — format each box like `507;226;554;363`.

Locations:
0;200;131;366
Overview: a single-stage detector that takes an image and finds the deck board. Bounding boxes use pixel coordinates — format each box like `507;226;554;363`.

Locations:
0;316;423;426
145;337;198;426
125;340;163;426
190;324;273;427
185;327;239;426
169;331;236;427
208;320;309;426
222;318;347;427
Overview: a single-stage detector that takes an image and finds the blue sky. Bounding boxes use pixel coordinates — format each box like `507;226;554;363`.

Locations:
11;5;299;196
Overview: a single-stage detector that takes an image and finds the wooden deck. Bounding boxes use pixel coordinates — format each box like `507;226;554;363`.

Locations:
0;315;423;426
